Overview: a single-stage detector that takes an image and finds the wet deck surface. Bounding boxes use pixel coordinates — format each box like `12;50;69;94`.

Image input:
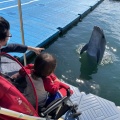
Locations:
0;0;103;59
64;85;120;120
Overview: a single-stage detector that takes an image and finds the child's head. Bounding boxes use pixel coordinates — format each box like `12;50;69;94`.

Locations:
33;52;56;78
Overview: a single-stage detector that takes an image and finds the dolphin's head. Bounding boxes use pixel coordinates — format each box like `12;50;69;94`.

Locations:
93;26;105;41
89;26;106;46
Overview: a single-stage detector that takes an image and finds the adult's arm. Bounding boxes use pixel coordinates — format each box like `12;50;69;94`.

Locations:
1;43;27;53
1;44;44;54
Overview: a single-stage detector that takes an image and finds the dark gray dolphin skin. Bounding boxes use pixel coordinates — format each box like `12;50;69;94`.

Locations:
80;26;106;64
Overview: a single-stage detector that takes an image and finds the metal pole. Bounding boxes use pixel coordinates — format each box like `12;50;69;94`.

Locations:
17;0;27;65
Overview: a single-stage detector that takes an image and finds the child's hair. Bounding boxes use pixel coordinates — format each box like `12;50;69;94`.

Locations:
33;52;56;78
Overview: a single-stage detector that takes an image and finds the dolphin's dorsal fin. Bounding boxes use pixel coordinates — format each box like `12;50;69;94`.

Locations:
80;44;88;55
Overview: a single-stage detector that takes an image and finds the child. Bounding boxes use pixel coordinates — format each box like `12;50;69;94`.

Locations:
11;52;73;108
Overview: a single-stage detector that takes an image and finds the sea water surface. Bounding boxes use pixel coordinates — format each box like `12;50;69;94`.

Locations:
31;0;120;106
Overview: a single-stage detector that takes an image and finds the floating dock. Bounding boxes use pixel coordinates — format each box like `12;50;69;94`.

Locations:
65;84;120;120
0;0;104;60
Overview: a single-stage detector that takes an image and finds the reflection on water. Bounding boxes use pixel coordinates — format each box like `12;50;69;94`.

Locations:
76;78;100;94
79;53;98;80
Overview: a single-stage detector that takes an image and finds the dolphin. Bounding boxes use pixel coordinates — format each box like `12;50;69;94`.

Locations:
80;26;106;64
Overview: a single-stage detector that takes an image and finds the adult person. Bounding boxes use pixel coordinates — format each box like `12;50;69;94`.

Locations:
0;16;44;54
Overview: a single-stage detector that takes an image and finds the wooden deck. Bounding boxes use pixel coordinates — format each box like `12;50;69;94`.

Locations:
0;0;104;60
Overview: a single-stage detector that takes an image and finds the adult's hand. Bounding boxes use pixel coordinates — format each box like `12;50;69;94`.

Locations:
27;46;45;54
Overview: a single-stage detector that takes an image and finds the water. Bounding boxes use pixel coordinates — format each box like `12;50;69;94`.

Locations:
31;0;120;106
